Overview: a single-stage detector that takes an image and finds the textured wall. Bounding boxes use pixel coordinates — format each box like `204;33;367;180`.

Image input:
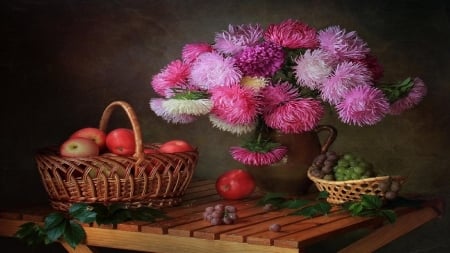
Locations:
1;0;449;252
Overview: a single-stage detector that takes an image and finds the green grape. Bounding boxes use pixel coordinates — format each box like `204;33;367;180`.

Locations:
352;166;365;175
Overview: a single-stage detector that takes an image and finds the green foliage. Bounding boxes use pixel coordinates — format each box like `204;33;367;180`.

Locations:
258;191;404;221
378;77;414;102
341;195;397;223
14;203;167;249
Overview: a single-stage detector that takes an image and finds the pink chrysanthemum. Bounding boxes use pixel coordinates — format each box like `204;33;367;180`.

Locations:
318;26;370;61
151;59;191;97
182;43;213;64
293;49;336;90
264;19;318;49
229;146;288;166
149;98;197;124
263;98;324;133
210;85;259;125
209;115;256;135
321;61;373;105
336;85;390;126
214;24;263;55
234;41;285;78
260;82;299;113
189;52;242;89
389;78;427;115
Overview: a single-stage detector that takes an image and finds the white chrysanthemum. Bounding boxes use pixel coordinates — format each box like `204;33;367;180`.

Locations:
240;76;269;91
162;99;213;116
149;98;197;124
209;115;256;135
293;49;334;90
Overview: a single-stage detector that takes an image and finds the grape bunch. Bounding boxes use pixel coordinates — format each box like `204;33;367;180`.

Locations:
202;204;238;225
310;152;375;181
377;178;402;200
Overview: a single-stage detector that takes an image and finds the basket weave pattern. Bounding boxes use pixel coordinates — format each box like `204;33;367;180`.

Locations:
307;169;406;204
35;101;198;211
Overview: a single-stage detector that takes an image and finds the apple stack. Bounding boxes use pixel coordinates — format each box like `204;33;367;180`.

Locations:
35;101;199;211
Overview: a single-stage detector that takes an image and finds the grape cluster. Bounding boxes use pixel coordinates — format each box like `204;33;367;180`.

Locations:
202;204;238;225
377;178;402;200
310;152;375;181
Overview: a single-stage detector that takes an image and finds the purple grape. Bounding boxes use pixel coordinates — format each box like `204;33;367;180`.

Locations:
269;223;281;232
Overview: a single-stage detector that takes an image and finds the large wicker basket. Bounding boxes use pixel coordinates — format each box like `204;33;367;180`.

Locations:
35;101;198;211
307;168;406;205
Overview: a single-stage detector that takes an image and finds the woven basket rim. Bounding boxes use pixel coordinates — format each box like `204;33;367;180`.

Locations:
307;167;406;185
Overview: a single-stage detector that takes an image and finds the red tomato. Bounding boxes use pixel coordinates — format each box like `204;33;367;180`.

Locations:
105;128;136;155
215;169;256;200
159;139;195;153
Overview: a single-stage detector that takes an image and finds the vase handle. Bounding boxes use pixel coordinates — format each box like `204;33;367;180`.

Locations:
315;125;337;153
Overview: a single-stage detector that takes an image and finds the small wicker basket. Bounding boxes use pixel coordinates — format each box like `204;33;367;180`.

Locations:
307;168;406;205
35;101;198;211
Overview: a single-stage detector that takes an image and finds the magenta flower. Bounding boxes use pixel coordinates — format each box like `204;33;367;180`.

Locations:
189;52;242;89
263;98;324;133
210;85;259;125
264;19;318;49
359;54;384;82
151;59;190;97
260;82;298;113
293;49;336;90
318;26;370;61
182;43;213;64
149;98;197;124
229;146;288;166
214;24;263;55
336;85;390;126
389;78;427;115
234;41;285;78
321;61;373;105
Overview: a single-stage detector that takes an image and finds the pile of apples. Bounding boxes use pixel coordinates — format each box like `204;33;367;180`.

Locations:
59;127;195;158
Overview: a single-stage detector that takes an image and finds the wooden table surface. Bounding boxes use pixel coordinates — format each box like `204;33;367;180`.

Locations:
0;179;444;253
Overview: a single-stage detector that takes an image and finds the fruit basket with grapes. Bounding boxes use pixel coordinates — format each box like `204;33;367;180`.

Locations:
307;151;406;204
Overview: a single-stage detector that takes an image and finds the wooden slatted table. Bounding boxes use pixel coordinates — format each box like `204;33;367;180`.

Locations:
0;179;444;253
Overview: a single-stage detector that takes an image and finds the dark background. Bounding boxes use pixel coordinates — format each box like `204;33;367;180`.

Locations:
1;0;449;252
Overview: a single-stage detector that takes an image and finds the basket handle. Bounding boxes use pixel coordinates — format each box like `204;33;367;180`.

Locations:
98;101;144;161
315;125;337;153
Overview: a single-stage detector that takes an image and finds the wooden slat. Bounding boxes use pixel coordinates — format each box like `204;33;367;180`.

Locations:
83;226;300;253
273;214;382;248
338;206;440;253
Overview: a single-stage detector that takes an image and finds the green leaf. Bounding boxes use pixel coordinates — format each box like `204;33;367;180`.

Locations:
257;192;289;208
290;202;332;218
282;199;310;209
44;212;66;229
45;220;67;242
69;203;97;223
360;195;382;209
63;221;86;249
380;209;397;223
317;191;329;200
14;222;47;246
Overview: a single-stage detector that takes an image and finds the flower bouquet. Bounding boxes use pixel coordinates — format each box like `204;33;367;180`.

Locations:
148;19;426;167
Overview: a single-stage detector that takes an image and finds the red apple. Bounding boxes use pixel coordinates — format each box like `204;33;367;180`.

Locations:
60;137;100;158
106;128;136;155
70;127;106;150
159;139;195;153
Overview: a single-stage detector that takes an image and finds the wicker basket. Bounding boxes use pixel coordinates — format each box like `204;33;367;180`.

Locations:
307;168;406;205
35;100;199;211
